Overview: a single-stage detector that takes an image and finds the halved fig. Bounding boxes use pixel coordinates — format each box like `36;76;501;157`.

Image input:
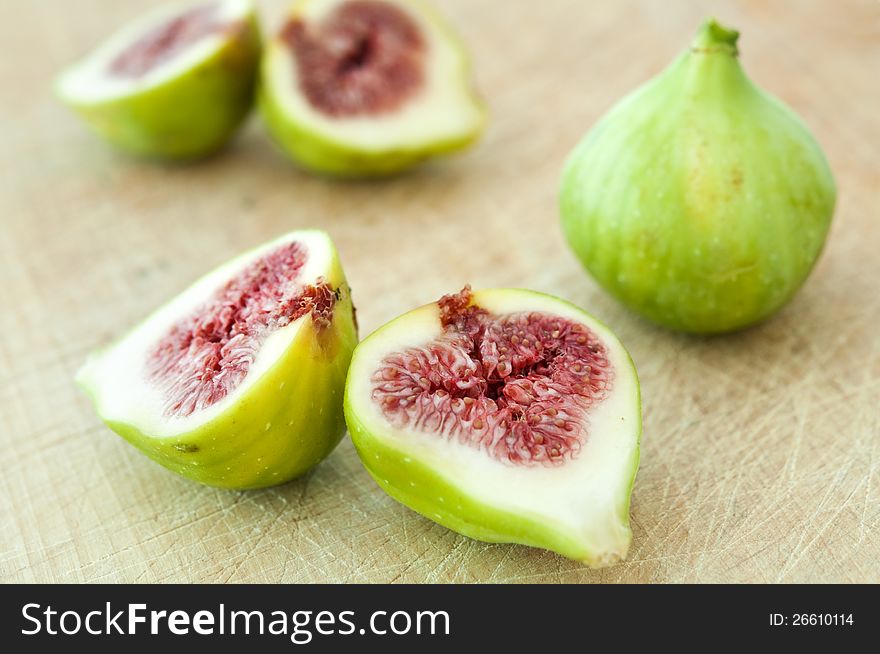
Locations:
77;230;358;489
344;287;642;566
259;0;486;176
56;0;261;159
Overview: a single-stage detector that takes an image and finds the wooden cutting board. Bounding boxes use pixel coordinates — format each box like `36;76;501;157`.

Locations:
2;0;878;583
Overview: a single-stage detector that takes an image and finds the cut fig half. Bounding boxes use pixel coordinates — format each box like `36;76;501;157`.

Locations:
259;0;486;176
56;0;261;159
345;288;642;566
77;230;358;489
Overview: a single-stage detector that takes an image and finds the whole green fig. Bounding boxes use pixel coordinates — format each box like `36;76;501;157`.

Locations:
560;19;836;333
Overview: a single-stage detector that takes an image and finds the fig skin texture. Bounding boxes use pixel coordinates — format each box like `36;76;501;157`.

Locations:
56;1;262;160
344;288;642;567
560;19;836;334
77;232;358;490
259;0;486;177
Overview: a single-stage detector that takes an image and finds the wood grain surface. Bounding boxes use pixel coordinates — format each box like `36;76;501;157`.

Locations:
2;0;878;583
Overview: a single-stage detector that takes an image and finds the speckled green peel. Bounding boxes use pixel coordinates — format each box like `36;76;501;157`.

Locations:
344;289;641;566
346;396;641;565
77;232;358;489
259;0;486;178
56;2;262;160
560;18;836;333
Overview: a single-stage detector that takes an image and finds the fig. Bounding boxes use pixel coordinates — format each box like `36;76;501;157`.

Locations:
77;230;358;489
560;19;836;333
344;287;641;566
55;0;261;159
259;0;485;177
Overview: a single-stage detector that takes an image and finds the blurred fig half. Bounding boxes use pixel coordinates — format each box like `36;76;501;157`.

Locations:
260;0;485;176
56;0;261;159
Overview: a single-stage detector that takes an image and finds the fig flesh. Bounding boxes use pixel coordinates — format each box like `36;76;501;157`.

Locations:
259;0;485;177
344;287;641;566
560;19;836;333
56;0;261;159
77;230;358;489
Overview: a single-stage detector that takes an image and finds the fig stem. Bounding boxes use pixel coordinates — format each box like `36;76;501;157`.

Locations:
691;18;739;56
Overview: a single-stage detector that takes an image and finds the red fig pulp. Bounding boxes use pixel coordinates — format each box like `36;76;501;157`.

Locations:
280;0;425;117
372;288;613;466
110;2;226;78
148;242;337;417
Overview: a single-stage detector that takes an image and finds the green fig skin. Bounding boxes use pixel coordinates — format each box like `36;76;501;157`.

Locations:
77;244;358;490
259;83;484;178
57;10;262;160
258;0;486;178
346;409;615;562
560;20;836;334
346;390;641;566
